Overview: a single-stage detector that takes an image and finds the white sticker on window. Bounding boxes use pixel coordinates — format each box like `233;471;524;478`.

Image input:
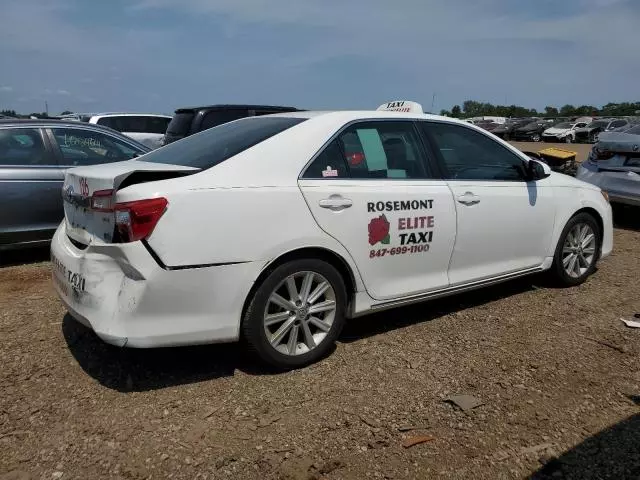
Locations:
322;166;339;177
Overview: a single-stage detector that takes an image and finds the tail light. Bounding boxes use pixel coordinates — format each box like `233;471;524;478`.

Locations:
88;190;168;242
114;198;168;242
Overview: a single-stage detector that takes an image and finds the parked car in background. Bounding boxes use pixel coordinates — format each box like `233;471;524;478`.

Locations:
574;119;629;144
577;124;640;206
542;120;590;143
81;113;172;150
491;118;535;140
0;119;149;250
474;120;502;132
163;104;301;145
512;119;558;142
51;103;612;369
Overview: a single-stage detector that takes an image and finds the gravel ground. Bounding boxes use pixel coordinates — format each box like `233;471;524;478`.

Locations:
1;159;639;480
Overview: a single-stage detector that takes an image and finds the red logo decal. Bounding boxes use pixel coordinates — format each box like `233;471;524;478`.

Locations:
79;177;89;196
368;214;391;246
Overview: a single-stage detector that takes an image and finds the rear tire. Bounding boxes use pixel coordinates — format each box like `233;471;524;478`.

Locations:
242;259;347;370
549;213;601;287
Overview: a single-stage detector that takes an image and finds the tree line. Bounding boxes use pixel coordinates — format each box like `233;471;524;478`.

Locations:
0;109;74;118
439;101;640;119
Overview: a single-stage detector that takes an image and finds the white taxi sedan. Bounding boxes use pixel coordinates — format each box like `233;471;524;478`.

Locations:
51;101;613;369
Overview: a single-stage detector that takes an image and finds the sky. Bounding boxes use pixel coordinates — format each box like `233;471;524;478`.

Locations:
1;0;639;115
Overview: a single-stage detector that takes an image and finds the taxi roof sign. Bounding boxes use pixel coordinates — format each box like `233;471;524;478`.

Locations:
376;100;423;113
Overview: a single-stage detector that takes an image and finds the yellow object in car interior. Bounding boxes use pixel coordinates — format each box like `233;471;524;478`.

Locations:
536;147;577;161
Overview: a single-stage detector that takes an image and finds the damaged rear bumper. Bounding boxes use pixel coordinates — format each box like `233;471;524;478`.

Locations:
51;222;264;348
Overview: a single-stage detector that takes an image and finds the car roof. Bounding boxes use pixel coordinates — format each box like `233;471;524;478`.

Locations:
266;110;455;122
0;119;151;149
87;112;173;118
175;104;302;114
0;118;119;129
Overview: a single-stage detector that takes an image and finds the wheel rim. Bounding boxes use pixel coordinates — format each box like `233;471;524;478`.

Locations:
263;271;336;356
562;223;596;278
533;134;541;142
565;136;572;143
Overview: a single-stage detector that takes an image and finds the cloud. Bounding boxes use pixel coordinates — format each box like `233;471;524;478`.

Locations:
0;86;13;92
56;89;71;96
1;0;639;113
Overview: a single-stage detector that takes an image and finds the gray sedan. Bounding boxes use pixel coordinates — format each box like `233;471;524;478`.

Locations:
577;125;640;207
0;119;150;250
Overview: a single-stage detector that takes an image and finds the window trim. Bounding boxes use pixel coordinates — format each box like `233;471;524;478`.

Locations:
298;119;440;181
46;126;146;167
418;120;531;183
0;126;55;168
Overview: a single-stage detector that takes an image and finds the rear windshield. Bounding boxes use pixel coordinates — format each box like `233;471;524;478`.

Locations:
166;112;195;136
140;116;306;169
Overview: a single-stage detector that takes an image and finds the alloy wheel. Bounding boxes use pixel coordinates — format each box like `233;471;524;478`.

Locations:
263;271;336;356
562;223;596;278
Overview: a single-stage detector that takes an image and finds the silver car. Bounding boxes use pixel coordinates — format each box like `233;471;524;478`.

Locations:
577;124;640;207
0;119;149;250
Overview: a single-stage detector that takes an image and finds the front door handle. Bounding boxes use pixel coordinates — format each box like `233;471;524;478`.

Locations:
456;192;480;205
319;194;353;211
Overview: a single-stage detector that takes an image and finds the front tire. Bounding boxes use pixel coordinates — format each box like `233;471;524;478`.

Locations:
242;259;347;369
550;213;601;286
564;135;573;144
531;133;541;142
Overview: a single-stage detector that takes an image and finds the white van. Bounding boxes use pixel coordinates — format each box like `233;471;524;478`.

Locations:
83;113;172;149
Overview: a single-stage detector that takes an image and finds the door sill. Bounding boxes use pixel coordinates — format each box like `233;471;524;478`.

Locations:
366;267;543;314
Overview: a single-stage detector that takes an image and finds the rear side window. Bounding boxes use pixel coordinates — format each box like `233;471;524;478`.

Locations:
141;116;306;169
200;109;249;131
166;113;195;136
147;116;170;134
302;121;432;180
51;128;142;166
302;141;350;179
0;128;48;166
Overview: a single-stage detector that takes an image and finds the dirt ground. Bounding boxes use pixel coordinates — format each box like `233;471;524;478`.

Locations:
1;154;639;480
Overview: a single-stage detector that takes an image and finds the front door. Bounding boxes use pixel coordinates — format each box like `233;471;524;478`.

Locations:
298;120;457;301
0;127;63;247
419;121;556;285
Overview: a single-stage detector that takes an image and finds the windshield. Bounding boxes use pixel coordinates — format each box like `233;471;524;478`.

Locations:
624;125;640;135
522;121;539;129
586;120;608;128
554;122;571;129
141;116;306;169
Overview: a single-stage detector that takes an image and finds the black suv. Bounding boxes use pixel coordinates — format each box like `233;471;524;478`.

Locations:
163;104;301;145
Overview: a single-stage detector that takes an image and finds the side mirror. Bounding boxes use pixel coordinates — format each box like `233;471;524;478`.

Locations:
527;158;551;180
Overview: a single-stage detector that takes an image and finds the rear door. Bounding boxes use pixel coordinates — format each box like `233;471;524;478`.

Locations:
0;127;63;247
298;120;457;301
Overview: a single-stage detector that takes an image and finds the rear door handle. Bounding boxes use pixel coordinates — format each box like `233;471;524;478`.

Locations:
456;192;480;205
319;194;353;211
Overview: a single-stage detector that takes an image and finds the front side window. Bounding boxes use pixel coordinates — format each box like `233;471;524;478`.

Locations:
0;128;48;166
422;122;527;181
51;128;141;166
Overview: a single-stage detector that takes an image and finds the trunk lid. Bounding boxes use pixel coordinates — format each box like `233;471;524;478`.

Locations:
62;160;198;244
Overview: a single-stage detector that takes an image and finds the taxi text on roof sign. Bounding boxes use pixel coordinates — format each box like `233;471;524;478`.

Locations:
376;101;423;113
